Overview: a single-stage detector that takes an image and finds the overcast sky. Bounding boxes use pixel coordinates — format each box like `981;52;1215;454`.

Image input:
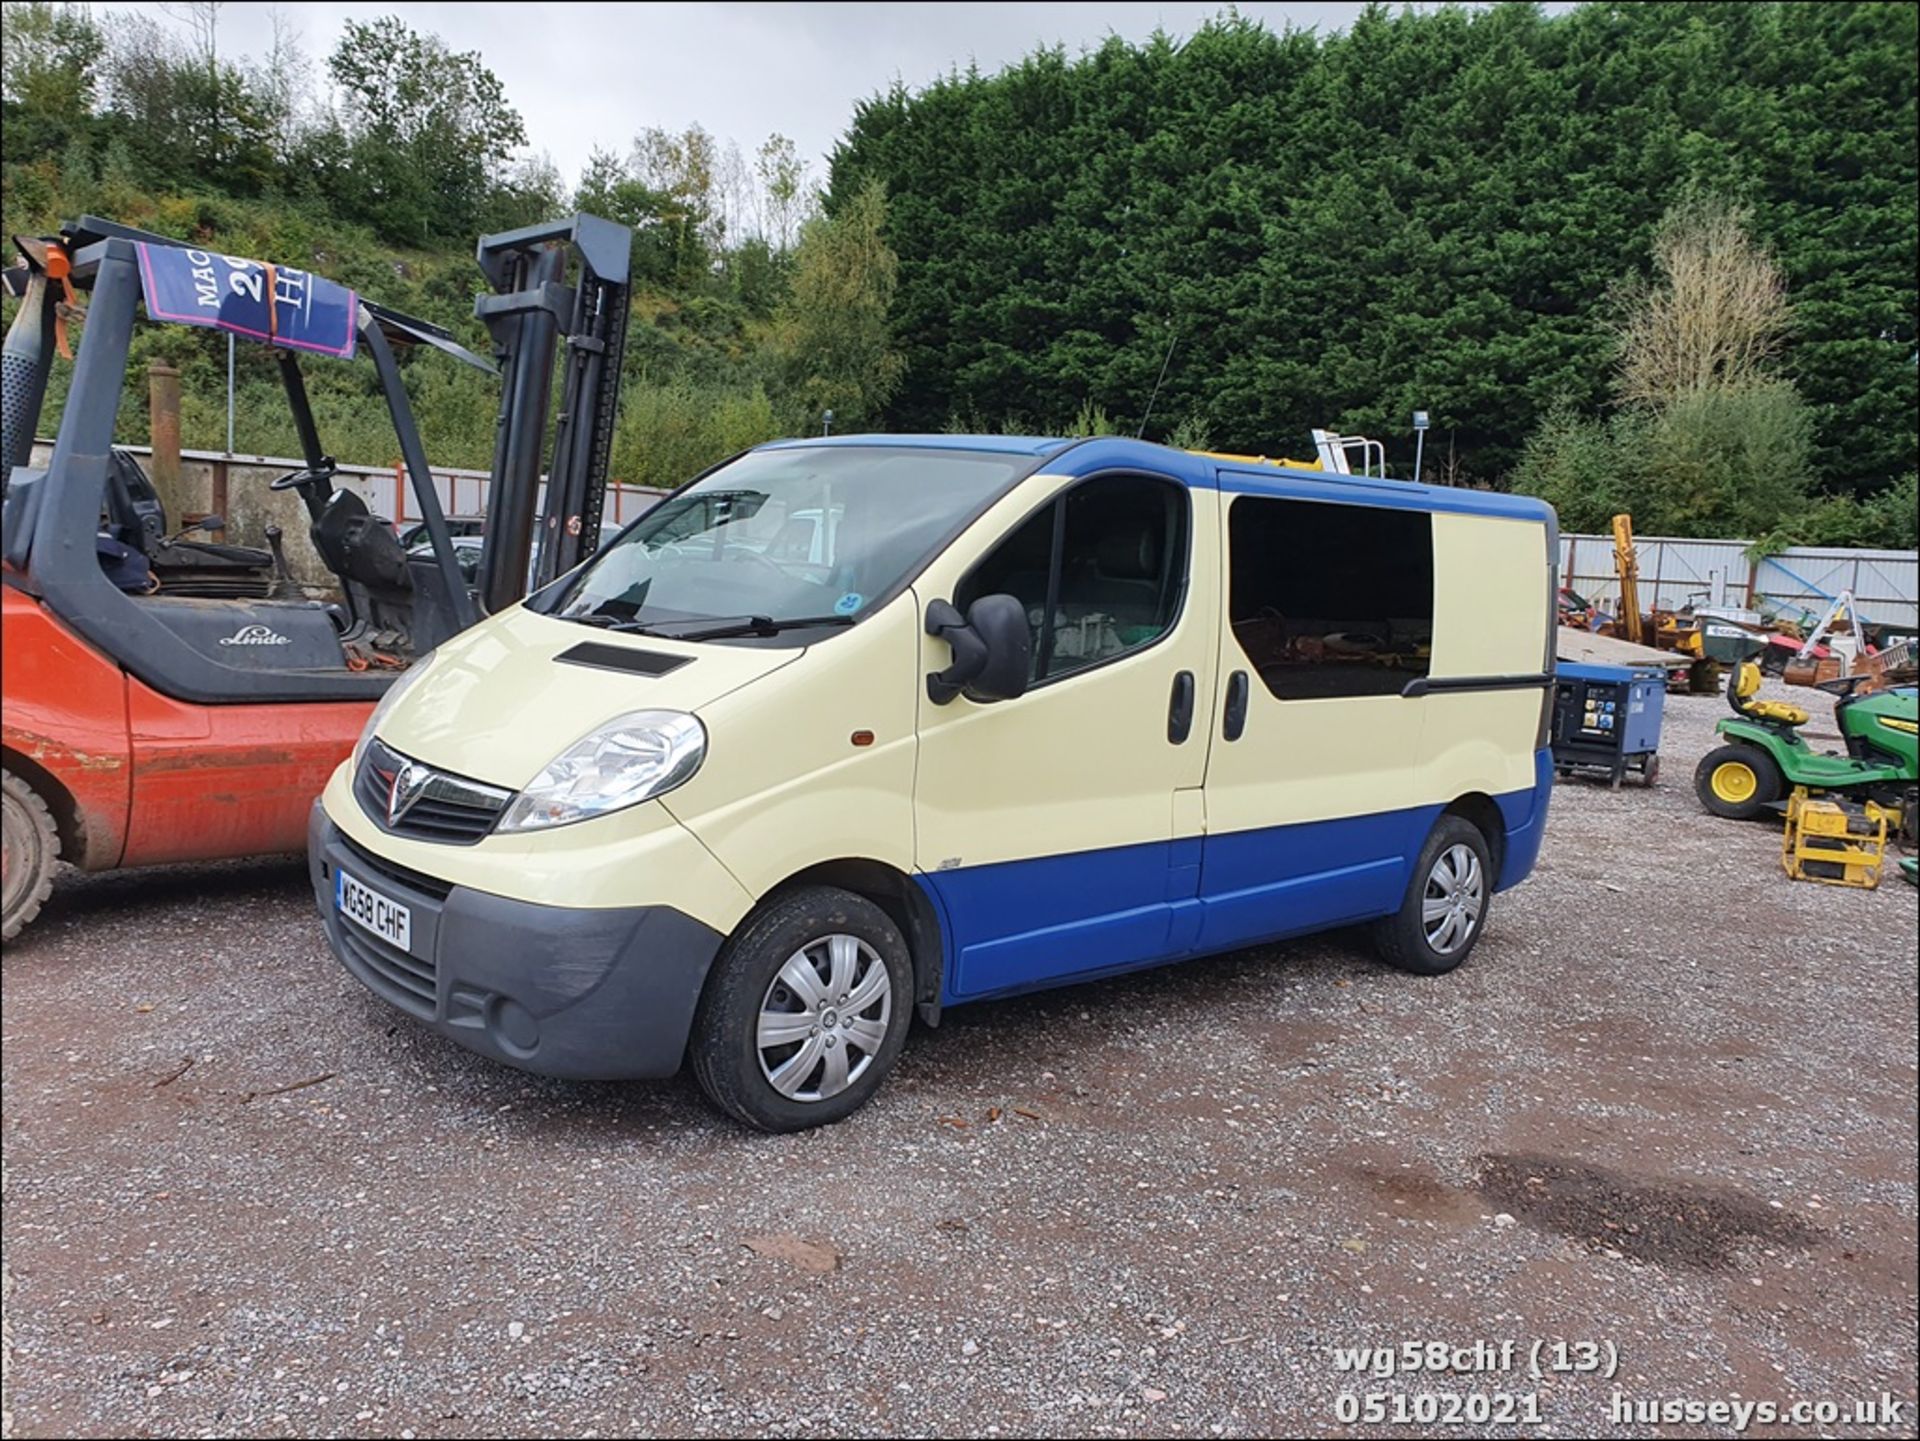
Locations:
92;2;1504;188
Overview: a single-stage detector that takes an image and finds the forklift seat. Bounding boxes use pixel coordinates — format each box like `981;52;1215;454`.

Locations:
311;489;411;595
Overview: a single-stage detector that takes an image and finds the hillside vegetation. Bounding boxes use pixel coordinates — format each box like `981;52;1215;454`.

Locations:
0;3;889;492
3;1;1914;545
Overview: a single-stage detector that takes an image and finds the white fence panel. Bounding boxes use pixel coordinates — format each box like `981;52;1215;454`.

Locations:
1750;548;1920;630
1560;532;1918;631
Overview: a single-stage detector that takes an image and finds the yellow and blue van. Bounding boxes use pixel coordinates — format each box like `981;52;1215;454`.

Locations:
310;435;1556;1130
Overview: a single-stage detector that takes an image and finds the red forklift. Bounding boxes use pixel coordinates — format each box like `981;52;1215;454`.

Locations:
1;213;634;939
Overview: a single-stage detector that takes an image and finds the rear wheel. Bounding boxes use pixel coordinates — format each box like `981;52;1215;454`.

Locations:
1694;743;1782;820
2;768;61;942
690;886;913;1132
1371;816;1492;976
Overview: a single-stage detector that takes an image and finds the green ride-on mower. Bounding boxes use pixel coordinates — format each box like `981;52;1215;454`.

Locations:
1695;662;1918;840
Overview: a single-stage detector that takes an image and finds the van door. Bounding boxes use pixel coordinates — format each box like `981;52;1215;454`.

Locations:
912;470;1219;1001
1195;483;1438;951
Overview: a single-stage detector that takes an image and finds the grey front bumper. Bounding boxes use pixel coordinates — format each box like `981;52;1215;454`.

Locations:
309;804;725;1080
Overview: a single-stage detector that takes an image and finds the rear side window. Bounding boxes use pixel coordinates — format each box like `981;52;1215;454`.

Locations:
1229;495;1434;699
958;473;1189;684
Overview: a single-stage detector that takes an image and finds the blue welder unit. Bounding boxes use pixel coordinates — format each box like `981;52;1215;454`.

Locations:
1552;661;1667;788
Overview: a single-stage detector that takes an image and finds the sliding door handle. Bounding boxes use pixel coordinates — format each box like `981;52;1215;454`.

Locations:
1223;669;1249;741
1168;670;1195;743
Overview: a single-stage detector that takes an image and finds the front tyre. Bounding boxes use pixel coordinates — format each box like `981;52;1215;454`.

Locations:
1694;743;1782;820
3;768;61;943
1371;816;1492;976
690;885;913;1132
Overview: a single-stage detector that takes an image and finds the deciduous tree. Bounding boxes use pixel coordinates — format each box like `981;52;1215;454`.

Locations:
1614;196;1793;409
772;179;905;430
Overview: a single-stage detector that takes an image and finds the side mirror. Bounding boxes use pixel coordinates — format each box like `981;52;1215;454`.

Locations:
926;594;1033;705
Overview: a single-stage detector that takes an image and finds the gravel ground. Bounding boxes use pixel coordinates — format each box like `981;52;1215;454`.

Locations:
2;678;1915;1438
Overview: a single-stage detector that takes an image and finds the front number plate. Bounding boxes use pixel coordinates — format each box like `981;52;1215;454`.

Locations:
336;868;412;952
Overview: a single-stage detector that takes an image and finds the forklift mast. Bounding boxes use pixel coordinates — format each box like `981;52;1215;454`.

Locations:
473;214;631;613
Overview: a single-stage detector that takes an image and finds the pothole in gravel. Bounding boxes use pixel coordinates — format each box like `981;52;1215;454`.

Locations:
1349;1165;1482;1224
1475;1152;1822;1270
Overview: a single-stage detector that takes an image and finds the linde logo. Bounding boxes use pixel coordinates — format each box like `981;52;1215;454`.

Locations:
217;624;293;647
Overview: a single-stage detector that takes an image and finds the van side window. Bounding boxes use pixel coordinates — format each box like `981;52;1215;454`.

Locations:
958;474;1189;683
1229;495;1433;699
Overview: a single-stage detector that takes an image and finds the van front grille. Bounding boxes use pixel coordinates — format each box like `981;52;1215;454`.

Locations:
354;738;511;846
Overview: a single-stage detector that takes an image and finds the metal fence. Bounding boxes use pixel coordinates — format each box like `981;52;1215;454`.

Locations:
1560;532;1919;632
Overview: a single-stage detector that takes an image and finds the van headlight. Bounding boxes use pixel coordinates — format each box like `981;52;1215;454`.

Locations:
352;651;436;769
496;710;706;833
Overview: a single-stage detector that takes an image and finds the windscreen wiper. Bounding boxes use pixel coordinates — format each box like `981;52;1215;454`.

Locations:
558;611;856;640
630;614;856;642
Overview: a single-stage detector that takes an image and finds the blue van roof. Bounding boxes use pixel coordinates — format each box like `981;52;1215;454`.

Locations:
756;433;1074;458
752;433;1556;527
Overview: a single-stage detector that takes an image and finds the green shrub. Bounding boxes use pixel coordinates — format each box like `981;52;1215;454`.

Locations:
1764;471;1920;552
1070;398;1121;437
1856;472;1919;551
1165;416;1214;453
609;381;783;491
1509;401;1643;533
1513;384;1822;541
1638;382;1815;538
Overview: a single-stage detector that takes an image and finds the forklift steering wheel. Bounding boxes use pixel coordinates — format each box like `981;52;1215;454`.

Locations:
269;464;335;492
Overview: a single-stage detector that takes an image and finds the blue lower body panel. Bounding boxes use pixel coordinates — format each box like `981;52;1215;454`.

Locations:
1190;805;1437;954
1495;748;1554;891
922;758;1554;1007
919;841;1179;1001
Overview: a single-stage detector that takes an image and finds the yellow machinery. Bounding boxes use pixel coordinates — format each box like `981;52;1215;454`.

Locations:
1655;610;1705;659
1609;511;1720;690
1191;428;1384;475
1612;513;1645;645
1193;451;1323;470
1612;511;1700;655
1780;787;1892;889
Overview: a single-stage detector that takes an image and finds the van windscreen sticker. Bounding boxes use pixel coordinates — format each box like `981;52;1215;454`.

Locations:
834;592;865;615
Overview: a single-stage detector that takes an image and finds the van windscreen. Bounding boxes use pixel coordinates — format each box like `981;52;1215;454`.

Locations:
546;446;1032;633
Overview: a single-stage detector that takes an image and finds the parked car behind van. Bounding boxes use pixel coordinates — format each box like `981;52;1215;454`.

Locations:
310;435;1556;1130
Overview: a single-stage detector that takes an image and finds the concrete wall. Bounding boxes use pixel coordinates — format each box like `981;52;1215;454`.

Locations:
28;440;668;588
